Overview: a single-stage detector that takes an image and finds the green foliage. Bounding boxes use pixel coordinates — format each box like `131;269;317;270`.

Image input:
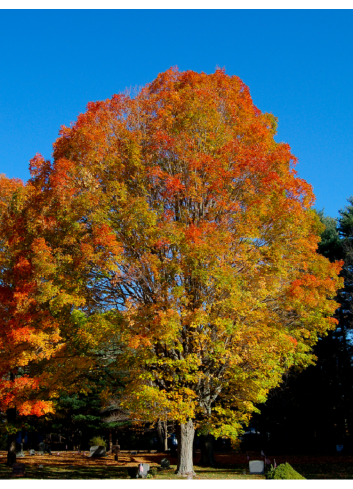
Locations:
266;463;305;480
89;436;107;448
149;467;158;476
101;420;131;430
0;431;7;450
48;392;105;449
338;196;353;240
316;210;343;262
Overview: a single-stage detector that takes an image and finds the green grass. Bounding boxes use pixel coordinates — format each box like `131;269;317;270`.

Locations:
152;465;263;480
0;463;261;480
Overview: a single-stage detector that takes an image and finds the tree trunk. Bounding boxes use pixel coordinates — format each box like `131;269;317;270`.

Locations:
200;433;216;466
7;434;16;466
163;422;168;451
175;419;195;476
6;408;17;466
157;419;168;452
109;430;113;453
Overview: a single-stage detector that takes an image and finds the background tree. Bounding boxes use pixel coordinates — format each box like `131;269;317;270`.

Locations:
0;174;62;464
0;170;124;463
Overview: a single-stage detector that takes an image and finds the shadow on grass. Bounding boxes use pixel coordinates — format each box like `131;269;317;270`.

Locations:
293;463;353;480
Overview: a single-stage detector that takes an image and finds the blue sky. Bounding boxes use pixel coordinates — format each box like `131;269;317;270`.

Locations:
1;10;352;218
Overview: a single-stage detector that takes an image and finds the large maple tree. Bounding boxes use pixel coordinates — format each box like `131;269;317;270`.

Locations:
0;69;343;474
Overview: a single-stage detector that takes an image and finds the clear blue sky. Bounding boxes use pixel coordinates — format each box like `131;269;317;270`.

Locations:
1;10;352;218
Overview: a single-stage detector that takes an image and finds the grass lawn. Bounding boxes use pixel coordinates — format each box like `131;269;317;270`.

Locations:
0;450;352;479
292;463;353;480
0;463;261;480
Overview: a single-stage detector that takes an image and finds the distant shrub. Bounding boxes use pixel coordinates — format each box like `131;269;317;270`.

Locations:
266;462;305;480
89;436;107;448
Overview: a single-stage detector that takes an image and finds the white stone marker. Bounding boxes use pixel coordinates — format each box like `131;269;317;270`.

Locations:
249;460;265;474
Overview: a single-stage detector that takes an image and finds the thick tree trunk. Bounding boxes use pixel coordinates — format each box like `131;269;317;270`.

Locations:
6;408;17;466
7;434;16;466
200;433;216;466
157;419;168;452
175;419;195;476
